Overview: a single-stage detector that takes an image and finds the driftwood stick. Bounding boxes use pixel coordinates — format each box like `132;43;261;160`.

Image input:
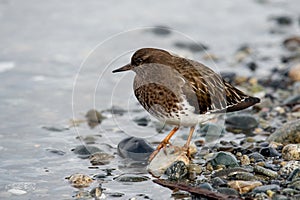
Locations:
153;179;244;200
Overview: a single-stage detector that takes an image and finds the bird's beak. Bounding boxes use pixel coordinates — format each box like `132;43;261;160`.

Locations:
112;64;133;73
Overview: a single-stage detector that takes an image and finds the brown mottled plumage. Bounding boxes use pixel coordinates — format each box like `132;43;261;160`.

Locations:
113;48;260;161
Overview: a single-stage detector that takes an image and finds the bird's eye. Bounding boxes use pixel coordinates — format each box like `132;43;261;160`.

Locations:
134;58;143;65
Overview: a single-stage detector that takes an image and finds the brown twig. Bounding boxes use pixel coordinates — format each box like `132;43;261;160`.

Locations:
153;179;244;200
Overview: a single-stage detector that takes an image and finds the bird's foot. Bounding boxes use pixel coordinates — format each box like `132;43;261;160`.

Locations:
182;144;191;159
148;141;172;163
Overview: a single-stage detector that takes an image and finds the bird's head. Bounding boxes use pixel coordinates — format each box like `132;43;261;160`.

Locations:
112;48;172;73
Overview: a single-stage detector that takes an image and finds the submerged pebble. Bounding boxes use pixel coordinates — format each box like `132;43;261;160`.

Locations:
72;145;102;159
117;137;154;161
89;152;115;165
114;174;149;182
209;152;239;169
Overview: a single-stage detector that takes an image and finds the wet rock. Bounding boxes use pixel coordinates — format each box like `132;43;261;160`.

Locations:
211;177;226;187
46;148;66;156
108;192;124;197
217;187;239;196
289;179;300;190
247;61;258;72
227;180;262;194
90;186;103;199
117;137;154;161
283;94;300;105
89;152;114;165
165;161;188;181
259;147;280;157
287;168;300;181
271;15;293;26
283;36;300;51
225;115;258;133
108;105;127;115
66;173;93;188
282;144;300;161
248;152;265;162
253;165;278;178
42;125;69;132
212;167;250;179
267;119;300;145
147;145;190;177
289;63;300;82
151;25;172;36
198;183;213;191
279;161;300;175
133;116;150;126
209;152;239;169
252;184;280;193
228;171;258;181
174;41;208;52
188;164;202;175
85;109;105;128
72;145;102;159
114;174;149;182
221;72;236;84
240;155;250;165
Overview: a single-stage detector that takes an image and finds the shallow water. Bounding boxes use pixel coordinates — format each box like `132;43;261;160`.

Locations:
0;0;299;199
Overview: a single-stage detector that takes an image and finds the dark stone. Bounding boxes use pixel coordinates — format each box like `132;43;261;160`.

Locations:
259;147;280;157
287;168;300;182
209;152;239;169
211;177;226;187
133;116;150;126
283;95;300;106
72;145;102;159
46;148;66;156
114;174;149;182
165;161;188;181
267;119;300;145
151;25;172;36
225;115;258;132
174;41;208;53
247;62;258;72
217;187;239;196
271;15;293;26
117;137;154;161
42;125;69;132
221;72;236;84
248;152;265;162
252;184;280;193
108;105;127;115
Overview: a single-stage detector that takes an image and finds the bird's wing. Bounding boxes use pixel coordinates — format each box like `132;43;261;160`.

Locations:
174;58;259;114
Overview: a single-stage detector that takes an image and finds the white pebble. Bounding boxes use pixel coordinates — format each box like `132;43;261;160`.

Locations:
8;189;27;195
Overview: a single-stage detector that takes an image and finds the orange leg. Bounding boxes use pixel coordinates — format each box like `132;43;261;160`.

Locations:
148;126;179;162
183;126;195;157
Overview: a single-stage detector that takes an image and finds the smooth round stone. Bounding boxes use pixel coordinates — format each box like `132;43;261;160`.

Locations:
165;161;188;181
117;137;154;161
209;152;239;169
267;119;300;145
113;174;149;182
282;144;300;161
89;152;114;165
133;116;150;126
72;145;102;159
248;152;265;162
252;184;280;193
279;161;300;175
151;25;171;36
259;147;280;157
225;115;258;132
85;109;105;128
